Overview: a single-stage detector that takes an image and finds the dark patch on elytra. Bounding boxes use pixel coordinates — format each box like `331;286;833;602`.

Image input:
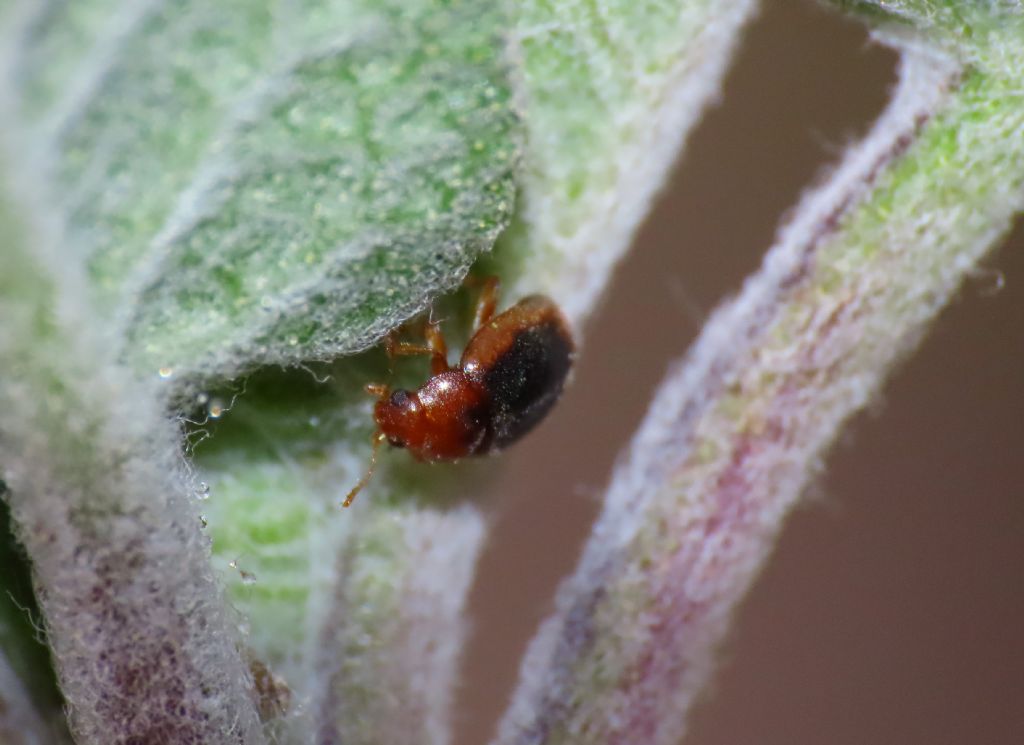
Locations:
481;321;573;449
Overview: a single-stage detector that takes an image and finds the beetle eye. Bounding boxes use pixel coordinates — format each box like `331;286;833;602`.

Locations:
387;435;406;448
389;389;411;407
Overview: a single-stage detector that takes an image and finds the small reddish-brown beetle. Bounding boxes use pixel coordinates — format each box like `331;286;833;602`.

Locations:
344;277;575;506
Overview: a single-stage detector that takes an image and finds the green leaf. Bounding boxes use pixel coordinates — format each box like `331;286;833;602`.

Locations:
490;0;758;323
19;0;517;384
829;0;1024;66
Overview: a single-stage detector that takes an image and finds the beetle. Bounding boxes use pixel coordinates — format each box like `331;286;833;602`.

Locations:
343;277;575;506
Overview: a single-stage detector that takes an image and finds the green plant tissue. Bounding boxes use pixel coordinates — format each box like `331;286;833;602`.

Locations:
19;0;518;386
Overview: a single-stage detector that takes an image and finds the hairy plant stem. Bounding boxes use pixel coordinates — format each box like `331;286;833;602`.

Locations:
311;502;485;745
494;28;1024;745
0;189;265;743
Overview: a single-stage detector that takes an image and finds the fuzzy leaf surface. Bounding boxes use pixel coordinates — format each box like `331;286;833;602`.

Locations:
13;0;517;384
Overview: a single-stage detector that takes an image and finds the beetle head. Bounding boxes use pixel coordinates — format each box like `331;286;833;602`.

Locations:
373;388;425;450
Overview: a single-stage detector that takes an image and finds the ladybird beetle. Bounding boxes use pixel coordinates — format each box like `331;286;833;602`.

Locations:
343;277;575;506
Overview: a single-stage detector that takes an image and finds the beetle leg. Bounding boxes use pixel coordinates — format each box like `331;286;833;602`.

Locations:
472;275;501;328
384;322;449;376
365;382;390;399
422;320;449;375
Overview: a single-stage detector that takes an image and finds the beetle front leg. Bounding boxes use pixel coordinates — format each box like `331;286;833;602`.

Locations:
471;275;501;329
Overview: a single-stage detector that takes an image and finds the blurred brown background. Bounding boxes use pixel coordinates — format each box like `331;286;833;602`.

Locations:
456;2;1024;744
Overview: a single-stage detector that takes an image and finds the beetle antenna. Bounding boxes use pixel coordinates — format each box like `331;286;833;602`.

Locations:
343;432;387;508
